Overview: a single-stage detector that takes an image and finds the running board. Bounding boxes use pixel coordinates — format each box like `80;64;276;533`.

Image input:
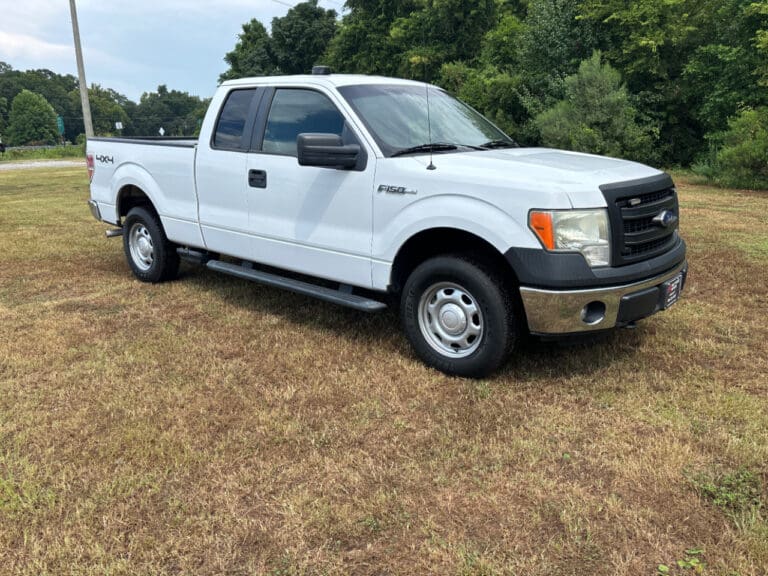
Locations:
177;247;212;265
206;260;388;313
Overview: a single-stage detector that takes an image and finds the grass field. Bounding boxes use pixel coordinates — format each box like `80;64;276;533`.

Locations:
1;167;766;575
0;145;85;163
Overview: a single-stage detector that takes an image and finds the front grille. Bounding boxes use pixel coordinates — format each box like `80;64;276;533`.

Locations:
624;235;674;257
600;174;680;266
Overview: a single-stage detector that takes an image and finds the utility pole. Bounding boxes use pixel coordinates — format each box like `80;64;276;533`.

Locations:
69;0;94;138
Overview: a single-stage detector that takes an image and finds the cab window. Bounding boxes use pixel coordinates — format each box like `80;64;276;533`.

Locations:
213;89;257;150
262;89;347;156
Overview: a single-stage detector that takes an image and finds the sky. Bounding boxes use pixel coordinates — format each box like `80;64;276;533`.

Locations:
0;0;343;102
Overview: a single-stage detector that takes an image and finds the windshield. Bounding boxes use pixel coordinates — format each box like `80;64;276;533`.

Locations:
338;84;516;157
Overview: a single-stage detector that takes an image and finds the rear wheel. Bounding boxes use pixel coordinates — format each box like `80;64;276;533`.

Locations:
401;255;517;378
123;206;179;283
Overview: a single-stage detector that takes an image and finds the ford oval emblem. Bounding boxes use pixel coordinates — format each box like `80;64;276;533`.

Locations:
652;210;678;228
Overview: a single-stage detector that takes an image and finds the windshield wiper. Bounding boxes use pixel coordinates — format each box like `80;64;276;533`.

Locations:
480;139;517;149
390;143;458;157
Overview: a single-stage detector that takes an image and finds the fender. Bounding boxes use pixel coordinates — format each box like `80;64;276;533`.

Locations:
111;161;205;248
111;161;165;220
371;194;540;290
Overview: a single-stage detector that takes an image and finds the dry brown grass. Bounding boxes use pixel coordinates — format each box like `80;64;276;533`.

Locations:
0;167;766;575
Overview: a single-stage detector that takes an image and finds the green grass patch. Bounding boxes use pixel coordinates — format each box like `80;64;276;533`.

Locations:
0;144;85;162
689;469;764;526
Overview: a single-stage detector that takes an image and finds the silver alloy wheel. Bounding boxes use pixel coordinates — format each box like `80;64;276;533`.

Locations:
128;222;154;272
418;281;484;358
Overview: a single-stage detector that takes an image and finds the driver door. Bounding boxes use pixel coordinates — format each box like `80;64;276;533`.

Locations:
245;87;375;288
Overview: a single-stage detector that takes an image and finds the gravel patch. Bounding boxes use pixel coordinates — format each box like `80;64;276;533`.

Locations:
0;159;85;171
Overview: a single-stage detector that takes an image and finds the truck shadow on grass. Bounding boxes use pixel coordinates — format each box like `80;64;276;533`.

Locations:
181;264;645;383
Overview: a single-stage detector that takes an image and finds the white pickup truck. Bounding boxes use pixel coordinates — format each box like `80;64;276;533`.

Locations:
87;69;687;377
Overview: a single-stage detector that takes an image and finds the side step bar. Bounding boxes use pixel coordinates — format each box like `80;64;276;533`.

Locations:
206;259;388;313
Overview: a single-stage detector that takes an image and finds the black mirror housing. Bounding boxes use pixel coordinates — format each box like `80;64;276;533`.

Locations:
297;133;360;170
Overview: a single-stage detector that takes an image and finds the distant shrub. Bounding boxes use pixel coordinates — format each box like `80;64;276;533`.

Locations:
534;51;658;163
1;145;84;162
695;107;768;190
6;90;59;146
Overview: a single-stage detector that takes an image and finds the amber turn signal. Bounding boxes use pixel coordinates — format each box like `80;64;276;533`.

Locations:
529;211;555;250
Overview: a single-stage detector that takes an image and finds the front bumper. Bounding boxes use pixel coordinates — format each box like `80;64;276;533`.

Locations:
88;199;102;222
519;260;688;335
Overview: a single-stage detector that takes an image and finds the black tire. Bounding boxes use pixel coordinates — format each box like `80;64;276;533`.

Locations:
400;255;517;378
122;206;179;283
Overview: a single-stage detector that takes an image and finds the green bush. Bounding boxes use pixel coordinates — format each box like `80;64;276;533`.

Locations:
696;107;768;190
534;52;658;163
6;90;59;146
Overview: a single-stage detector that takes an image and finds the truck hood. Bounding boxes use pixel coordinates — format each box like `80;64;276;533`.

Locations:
407;147;663;209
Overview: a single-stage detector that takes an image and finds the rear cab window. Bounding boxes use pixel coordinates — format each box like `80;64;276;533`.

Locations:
213;89;259;151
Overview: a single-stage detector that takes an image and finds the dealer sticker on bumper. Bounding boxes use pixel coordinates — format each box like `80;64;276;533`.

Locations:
661;274;683;309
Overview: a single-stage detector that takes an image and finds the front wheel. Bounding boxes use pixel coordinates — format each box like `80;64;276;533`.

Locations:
123;206;179;283
400;255;517;378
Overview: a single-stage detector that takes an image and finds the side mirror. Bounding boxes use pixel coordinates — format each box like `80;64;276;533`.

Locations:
297;133;360;170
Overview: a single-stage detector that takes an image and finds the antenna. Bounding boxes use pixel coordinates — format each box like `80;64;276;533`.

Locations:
425;60;436;171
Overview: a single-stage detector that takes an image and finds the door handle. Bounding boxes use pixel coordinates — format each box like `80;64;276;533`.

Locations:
248;169;267;189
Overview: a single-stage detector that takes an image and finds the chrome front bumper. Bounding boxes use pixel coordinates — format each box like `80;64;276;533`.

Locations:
88;199;101;221
519;261;687;335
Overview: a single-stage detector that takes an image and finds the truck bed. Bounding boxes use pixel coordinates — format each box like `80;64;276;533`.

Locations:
87;136;203;248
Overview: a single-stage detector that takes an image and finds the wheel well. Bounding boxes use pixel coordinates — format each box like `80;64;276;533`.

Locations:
117;185;155;223
390;228;520;294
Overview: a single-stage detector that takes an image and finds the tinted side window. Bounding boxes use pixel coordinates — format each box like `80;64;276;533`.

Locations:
213;89;257;150
262;89;346;156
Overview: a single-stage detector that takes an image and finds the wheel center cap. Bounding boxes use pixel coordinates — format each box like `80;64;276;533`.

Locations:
138;237;152;258
440;303;467;335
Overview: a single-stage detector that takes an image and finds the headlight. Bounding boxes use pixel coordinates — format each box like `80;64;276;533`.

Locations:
529;209;611;267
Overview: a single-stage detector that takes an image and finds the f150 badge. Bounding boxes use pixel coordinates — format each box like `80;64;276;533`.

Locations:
378;184;417;195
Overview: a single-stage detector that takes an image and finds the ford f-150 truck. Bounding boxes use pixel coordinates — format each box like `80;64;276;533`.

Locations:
87;68;687;377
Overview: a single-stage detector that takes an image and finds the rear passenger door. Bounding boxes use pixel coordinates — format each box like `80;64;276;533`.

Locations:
245;87;376;288
195;87;262;260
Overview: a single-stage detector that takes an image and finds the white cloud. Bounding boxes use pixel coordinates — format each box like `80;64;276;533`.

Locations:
0;1;345;100
0;31;71;62
1;0;69;36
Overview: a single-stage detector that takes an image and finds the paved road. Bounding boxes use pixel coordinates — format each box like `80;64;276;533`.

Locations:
0;159;85;171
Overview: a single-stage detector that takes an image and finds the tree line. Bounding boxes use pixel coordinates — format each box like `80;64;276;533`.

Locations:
222;0;768;188
1;0;766;187
0;63;209;145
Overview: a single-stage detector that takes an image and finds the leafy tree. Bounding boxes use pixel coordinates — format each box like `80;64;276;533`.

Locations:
681;1;768;138
756;2;768;84
517;0;596;110
439;62;529;140
326;0;497;78
69;85;130;137
221;1;337;79
535;52;656;162
220;19;276;81
388;0;497;78
271;0;337;74
480;13;524;71
127;85;207;137
6;90;59;145
0;64;82;142
0;96;7;135
576;0;762;164
325;1;417;75
696;107;768;189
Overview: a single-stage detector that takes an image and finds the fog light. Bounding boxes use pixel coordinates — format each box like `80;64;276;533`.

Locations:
581;301;606;325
